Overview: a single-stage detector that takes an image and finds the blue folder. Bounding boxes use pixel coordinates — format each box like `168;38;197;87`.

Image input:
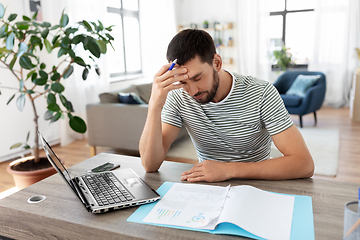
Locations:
127;182;315;240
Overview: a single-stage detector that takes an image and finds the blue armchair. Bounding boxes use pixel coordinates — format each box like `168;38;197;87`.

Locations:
273;71;326;128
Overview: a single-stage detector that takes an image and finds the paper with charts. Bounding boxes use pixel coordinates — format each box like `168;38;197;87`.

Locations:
143;183;295;240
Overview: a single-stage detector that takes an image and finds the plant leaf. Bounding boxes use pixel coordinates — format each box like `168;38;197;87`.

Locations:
80;20;92;31
71;34;83;44
16;93;26;111
52;35;60;45
19;55;33;70
63;65;74;79
69;116;87;133
39;70;48;80
60;13;69;27
97;40;107;54
60;36;69;48
51;82;65;93
26;131;30;141
95;66;101;76
15;21;30;30
41;28;49;39
30;35;41;45
50;25;60;30
40;62;46;70
41;22;51;28
23;15;31;21
47;93;56;105
19;79;24;92
7;94;15;105
47;103;60;111
6;32;15;50
32;11;38;20
51;72;60;81
44;39;52;53
0;4;5;19
82;68;89;80
74;56;86;67
9;55;17;70
10;143;22;149
105;33;114;41
59;94;67;107
65;27;77;35
26;89;35;94
33;78;47;85
87;39;101;58
8;13;17;22
44;110;53;120
51;112;62;123
17;42;28;57
58;48;67;58
0;25;8;38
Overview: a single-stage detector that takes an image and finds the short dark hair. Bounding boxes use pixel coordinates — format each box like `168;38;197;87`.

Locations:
166;29;216;66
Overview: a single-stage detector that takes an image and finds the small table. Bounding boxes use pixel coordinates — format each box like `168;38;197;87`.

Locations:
0;153;357;239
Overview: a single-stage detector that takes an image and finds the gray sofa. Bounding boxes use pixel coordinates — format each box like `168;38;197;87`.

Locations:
86;83;189;157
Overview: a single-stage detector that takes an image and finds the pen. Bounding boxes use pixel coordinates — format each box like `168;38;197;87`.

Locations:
168;59;177;71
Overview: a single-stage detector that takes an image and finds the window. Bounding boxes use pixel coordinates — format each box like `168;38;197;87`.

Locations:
269;0;315;68
105;0;142;81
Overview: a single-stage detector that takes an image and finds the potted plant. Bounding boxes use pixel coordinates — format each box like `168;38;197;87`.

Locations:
203;20;209;29
272;46;295;71
0;4;114;189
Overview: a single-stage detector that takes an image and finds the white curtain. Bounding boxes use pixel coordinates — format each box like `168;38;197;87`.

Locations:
309;0;360;107
236;0;271;81
59;0;111;146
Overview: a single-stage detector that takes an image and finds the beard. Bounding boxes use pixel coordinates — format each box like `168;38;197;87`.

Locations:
194;68;220;104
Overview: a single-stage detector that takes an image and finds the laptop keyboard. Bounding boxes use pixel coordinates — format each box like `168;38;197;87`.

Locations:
82;172;134;206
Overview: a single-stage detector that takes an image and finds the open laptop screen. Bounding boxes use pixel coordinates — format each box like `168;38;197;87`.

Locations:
39;132;73;185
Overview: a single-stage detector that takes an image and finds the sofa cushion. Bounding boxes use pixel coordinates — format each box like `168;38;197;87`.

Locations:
286;74;320;98
136;83;152;104
280;94;303;107
118;92;146;104
99;92;120;103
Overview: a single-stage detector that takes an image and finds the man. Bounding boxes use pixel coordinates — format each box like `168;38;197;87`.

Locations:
139;29;314;182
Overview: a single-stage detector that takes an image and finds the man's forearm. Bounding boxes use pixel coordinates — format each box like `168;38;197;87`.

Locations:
139;105;166;172
227;154;314;180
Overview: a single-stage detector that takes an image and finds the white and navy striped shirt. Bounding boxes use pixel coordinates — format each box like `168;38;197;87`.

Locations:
161;72;293;162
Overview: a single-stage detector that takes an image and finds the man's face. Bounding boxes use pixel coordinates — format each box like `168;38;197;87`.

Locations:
178;56;220;104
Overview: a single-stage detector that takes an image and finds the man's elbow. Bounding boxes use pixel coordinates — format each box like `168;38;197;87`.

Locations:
141;159;161;173
303;157;315;178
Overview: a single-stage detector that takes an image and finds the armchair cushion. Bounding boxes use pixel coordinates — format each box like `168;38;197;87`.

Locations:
286;74;321;98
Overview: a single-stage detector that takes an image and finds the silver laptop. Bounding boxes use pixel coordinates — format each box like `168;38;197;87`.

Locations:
38;132;161;214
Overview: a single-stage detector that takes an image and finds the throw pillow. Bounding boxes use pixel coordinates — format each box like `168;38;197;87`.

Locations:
118;92;146;104
286;74;321;98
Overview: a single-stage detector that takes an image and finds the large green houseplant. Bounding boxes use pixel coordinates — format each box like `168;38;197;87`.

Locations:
0;4;114;187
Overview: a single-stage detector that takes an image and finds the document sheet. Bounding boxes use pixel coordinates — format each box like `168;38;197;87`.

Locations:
143;183;230;229
143;183;295;240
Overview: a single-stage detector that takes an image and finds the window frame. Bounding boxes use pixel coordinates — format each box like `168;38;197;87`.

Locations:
269;0;314;70
107;0;143;81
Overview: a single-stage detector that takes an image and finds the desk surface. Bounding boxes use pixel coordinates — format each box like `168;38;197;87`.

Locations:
0;153;358;239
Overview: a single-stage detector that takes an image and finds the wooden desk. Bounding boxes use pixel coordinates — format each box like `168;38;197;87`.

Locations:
0;153;358;239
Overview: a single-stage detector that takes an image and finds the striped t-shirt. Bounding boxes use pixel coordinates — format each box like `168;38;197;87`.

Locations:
161;72;293;162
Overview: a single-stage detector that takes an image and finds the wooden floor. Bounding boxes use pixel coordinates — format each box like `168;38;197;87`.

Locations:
1;106;360;193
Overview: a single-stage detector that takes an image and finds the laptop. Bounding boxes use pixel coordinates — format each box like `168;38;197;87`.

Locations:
38;132;161;213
